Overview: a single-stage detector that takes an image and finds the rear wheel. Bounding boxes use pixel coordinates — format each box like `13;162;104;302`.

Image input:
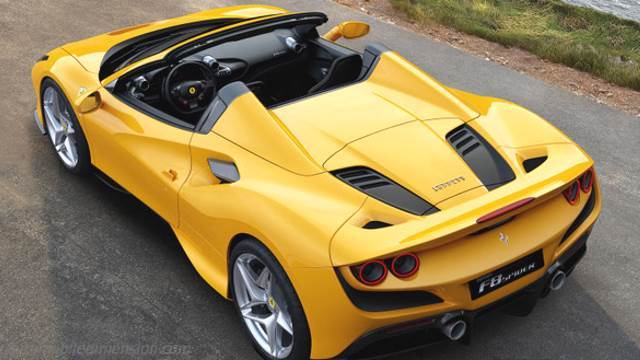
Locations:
230;239;311;360
41;78;91;173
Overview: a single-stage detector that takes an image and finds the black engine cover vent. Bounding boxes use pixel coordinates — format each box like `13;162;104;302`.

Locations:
446;125;515;190
523;156;548;173
332;167;438;216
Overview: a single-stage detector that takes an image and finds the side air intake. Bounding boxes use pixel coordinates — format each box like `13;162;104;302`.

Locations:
523;156;548;173
446;125;515;190
332;167;438;216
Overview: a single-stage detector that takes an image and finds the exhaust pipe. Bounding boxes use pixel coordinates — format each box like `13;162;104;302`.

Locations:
441;319;467;341
549;270;566;291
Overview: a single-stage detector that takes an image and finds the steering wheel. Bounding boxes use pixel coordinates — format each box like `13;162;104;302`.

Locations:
163;60;217;114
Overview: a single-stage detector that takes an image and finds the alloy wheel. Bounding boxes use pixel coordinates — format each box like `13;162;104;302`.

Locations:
42;87;78;168
233;253;294;359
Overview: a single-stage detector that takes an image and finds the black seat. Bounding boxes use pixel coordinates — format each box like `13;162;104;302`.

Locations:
308;54;363;94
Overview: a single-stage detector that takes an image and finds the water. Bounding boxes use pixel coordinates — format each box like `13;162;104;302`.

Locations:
563;0;640;23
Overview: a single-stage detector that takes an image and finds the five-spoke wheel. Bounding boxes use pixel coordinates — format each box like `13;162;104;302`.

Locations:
231;239;311;360
40;79;90;173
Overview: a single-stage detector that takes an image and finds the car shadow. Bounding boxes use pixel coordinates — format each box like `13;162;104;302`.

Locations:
38;161;260;359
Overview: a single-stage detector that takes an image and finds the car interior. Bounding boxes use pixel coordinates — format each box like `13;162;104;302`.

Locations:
113;22;371;129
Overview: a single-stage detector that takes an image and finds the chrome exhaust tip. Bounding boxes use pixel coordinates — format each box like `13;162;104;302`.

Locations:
549;270;567;291
441;319;467;341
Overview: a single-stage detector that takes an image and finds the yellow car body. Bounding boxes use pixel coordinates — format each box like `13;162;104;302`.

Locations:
32;5;600;359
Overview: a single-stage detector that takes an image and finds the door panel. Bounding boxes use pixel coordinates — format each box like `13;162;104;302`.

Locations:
80;90;192;225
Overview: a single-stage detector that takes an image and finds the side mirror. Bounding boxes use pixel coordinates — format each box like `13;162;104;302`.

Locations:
77;91;102;113
323;21;370;42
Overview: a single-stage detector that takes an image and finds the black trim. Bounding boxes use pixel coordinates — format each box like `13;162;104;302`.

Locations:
195;81;250;134
338;232;591;359
100;18;244;80
218;81;250;104
362;42;390;70
332;167;438;216
446;125;515;190
167;12;328;61
362;221;392;229
335;270;443;312
561;189;596;243
523;156;548;173
37;54;49;62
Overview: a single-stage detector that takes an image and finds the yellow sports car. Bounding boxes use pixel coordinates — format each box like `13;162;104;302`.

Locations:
31;5;600;360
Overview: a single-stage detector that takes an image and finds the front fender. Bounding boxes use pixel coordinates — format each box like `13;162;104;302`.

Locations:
31;47;101;130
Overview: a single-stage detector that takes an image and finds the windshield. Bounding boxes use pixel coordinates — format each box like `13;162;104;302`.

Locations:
99;18;243;80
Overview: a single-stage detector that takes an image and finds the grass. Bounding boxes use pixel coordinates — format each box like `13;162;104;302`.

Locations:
389;0;640;90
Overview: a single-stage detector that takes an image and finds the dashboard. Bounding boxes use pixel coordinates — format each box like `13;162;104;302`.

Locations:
114;24;361;127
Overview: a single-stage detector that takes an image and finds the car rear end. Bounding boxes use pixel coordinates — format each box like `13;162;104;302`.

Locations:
313;142;600;358
266;50;601;358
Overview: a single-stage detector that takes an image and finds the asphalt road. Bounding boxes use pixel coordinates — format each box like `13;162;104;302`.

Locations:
1;0;639;359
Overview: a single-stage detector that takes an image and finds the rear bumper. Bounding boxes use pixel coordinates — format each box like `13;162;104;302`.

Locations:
336;230;590;359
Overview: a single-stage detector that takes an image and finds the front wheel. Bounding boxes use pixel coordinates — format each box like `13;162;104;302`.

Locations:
230;239;311;360
41;78;91;174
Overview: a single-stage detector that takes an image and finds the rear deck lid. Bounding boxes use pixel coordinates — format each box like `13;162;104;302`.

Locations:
324;120;490;207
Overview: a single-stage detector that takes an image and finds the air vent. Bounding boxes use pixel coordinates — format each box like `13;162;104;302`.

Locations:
363;221;392;229
523;156;548;173
334;168;391;190
446;125;515;190
448;127;480;156
333;167;438;216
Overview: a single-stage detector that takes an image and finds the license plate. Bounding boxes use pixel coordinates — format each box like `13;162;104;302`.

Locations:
469;250;544;300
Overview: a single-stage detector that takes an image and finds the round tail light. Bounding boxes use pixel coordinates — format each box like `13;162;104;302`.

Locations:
356;260;387;285
563;181;580;205
391;253;420;278
579;168;594;193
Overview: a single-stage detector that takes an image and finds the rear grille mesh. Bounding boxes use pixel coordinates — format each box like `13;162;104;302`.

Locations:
332;167;438;216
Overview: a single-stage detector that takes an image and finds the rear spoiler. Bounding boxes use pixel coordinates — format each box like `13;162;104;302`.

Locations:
330;143;593;266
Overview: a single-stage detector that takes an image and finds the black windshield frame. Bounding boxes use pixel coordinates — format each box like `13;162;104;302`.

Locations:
99;18;244;80
165;12;328;62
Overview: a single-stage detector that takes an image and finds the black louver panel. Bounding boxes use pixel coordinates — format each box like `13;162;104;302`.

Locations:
332;167;438;216
446;125;515;190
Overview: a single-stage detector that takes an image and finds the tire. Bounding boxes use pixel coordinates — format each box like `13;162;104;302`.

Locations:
40;78;91;174
230;238;311;360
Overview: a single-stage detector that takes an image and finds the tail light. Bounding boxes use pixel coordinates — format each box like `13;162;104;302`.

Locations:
564;168;595;205
563;181;580;205
579;168;594;193
354;260;387;286
352;253;421;285
391;253;420;278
